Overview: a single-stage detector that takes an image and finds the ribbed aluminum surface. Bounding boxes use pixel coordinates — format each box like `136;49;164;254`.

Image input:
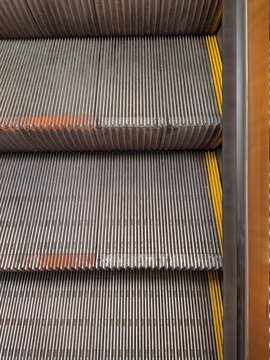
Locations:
0;0;222;39
0;36;221;152
0;0;42;39
0;270;219;360
0;151;222;271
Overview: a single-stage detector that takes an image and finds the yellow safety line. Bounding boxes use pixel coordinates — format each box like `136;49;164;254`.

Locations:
206;36;223;115
205;150;223;360
205;151;223;252
208;272;223;360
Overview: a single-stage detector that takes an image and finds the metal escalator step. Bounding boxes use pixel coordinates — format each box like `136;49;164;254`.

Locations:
0;151;222;271
0;0;222;39
0;36;222;152
0;0;43;39
0;270;222;360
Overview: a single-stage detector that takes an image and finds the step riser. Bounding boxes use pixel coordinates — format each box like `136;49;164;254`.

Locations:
0;0;222;39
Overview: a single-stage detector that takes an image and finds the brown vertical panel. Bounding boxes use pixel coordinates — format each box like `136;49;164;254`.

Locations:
248;0;269;358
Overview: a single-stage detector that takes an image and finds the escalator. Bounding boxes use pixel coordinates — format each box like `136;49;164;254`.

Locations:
1;271;222;359
0;1;224;359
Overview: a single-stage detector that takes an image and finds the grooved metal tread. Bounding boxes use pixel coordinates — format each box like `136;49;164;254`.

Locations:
0;0;222;39
0;151;222;271
0;36;221;152
0;270;222;360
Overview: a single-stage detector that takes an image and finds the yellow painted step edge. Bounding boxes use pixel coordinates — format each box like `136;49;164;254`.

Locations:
205;151;223;252
206;36;223;115
205;151;223;360
208;272;224;360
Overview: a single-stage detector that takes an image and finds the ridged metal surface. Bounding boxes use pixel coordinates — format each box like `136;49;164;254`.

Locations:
0;0;42;39
0;0;222;39
0;36;221;152
0;270;220;359
0;151;222;271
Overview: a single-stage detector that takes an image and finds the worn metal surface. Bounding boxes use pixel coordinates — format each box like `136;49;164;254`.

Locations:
0;151;222;271
223;1;247;358
0;270;221;359
0;0;222;39
0;0;42;39
0;36;221;152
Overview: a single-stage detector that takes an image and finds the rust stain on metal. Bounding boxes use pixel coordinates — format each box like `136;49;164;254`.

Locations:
0;115;94;130
36;253;96;269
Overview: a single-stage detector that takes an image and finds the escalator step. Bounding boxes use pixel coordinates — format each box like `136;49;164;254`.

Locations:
0;151;222;271
0;0;222;39
0;270;223;360
0;36;222;152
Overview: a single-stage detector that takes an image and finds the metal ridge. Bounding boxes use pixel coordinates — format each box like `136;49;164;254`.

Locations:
0;269;221;359
0;0;222;39
0;36;221;152
0;151;222;271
